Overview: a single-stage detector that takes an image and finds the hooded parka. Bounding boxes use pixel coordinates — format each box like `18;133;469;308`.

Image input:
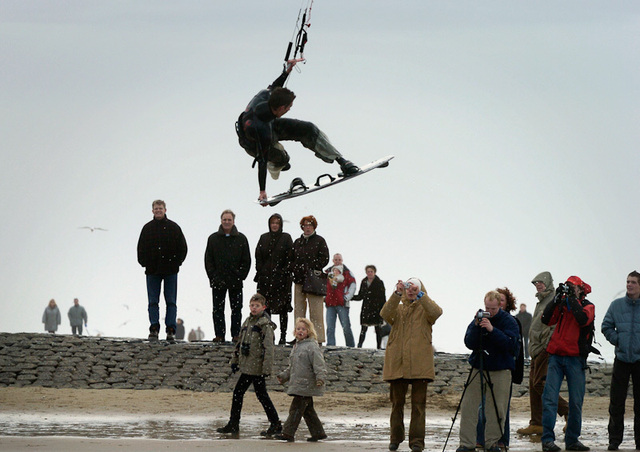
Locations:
381;283;443;381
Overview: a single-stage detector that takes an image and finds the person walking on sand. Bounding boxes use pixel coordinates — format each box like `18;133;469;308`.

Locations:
275;317;328;443
217;294;281;437
381;278;443;452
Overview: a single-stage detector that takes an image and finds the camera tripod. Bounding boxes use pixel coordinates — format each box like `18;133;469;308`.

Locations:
442;334;504;452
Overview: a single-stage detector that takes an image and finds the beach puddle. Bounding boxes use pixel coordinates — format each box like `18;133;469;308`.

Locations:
0;413;617;450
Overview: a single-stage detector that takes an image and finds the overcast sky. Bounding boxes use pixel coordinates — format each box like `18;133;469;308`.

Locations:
1;1;638;360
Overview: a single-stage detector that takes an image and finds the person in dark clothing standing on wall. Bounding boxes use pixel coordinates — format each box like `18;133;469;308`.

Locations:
205;209;251;343
137;199;188;341
236;60;359;204
352;265;386;349
254;213;293;344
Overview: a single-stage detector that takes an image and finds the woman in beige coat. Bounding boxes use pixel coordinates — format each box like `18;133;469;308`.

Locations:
381;278;443;452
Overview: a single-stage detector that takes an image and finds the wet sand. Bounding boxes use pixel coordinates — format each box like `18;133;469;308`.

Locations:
0;387;633;451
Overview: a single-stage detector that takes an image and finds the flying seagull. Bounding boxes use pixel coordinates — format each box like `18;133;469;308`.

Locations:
78;226;108;232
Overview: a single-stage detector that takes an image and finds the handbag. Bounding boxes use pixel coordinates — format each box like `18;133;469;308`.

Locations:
302;268;327;296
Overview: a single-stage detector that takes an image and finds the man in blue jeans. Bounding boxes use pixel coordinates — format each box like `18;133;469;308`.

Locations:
540;276;595;452
324;253;356;347
137;200;188;341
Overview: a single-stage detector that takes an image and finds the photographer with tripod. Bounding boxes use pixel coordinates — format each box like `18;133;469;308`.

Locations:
540;276;595;452
457;291;519;452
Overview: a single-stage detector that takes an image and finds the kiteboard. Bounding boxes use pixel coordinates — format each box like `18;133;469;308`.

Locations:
257;155;394;206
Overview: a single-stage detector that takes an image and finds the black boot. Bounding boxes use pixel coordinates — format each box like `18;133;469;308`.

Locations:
336;157;360;176
217;422;239;434
260;421;282;437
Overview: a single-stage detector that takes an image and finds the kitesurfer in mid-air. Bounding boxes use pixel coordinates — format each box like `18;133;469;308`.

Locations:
236;60;360;204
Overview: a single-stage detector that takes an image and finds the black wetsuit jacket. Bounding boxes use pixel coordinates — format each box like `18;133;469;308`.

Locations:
236;70;289;191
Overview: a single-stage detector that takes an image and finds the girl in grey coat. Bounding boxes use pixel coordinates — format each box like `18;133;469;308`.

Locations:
42;299;61;333
276;317;327;442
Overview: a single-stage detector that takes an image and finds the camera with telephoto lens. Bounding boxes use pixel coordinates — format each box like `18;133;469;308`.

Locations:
241;343;250;356
475;309;491;321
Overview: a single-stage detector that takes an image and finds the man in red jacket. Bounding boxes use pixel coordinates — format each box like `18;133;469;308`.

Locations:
540;276;595;452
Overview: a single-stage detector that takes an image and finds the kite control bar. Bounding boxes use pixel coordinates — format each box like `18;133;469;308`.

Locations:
284;0;314;68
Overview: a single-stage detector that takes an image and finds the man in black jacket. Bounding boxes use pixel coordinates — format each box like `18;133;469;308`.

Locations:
204;209;251;343
236;60;359;204
137;200;188;341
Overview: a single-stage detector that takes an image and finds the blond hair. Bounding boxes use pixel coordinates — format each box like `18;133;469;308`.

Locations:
294;317;317;340
484;290;501;305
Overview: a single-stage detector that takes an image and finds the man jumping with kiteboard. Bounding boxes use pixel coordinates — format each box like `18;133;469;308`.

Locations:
236;60;360;205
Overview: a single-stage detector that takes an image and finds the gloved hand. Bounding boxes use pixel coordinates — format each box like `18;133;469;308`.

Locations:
231;363;239;374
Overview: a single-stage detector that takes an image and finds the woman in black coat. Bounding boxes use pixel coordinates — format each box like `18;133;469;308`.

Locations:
254;213;293;344
352;265;386;349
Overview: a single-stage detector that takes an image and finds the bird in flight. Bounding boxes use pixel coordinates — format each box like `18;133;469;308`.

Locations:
78;226;108;232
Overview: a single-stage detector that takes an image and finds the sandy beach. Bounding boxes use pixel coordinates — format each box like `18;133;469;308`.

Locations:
0;387;629;451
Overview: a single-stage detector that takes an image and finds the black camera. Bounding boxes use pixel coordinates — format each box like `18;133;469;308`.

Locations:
476;309;491;321
558;282;572;295
240;343;251;356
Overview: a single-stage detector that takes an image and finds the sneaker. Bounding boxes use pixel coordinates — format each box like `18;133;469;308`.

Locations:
389;444;399;451
260;421;282;437
411;446;423;452
148;330;159;341
517;424;543;435
307;434;327;442
212;336;225;343
273;433;294;442
607;445;619;451
542;442;561;452
566;442;589;451
216;423;239;434
166;327;175;341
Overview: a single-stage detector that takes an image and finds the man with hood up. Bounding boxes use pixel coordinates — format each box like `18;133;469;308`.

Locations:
205;209;251;343
254;213;293;344
517;271;569;436
381;278;443;452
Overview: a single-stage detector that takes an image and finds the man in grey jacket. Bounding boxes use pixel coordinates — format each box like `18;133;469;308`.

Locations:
68;298;88;335
517;271;569;435
602;270;640;451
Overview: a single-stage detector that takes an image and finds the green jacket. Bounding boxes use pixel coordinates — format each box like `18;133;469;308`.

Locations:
529;271;556;359
231;312;276;376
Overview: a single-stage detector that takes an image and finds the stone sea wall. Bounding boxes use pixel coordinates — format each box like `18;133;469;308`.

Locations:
0;333;613;396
